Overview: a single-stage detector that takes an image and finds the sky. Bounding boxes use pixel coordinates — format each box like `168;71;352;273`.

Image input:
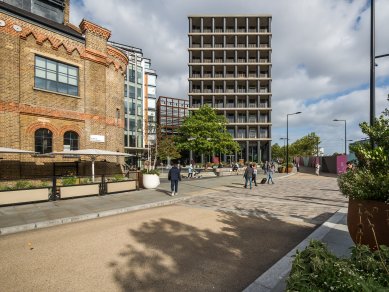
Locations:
70;0;389;155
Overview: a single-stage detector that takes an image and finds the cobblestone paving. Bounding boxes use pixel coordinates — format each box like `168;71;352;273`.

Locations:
179;173;348;226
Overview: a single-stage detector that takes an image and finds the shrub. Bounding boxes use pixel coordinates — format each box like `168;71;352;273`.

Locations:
15;181;34;189
287;240;389;291
338;108;389;202
62;176;77;186
141;169;160;175
110;174;125;182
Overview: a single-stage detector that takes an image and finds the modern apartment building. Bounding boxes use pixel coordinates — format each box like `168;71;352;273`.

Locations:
188;15;272;163
157;96;189;137
109;42;157;169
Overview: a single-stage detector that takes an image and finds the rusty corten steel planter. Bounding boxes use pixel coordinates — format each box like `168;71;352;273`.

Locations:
347;198;389;250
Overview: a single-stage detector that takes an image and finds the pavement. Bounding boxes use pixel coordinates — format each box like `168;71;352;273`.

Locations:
0;169;354;291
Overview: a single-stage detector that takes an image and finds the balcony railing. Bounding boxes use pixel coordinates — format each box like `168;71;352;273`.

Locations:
226;89;234;93
237;103;246;108
227;118;235;123
203;59;212;63
259;118;268;123
237;89;246;93
259;134;268;138
237;59;246;63
259;103;268;107
259;59;269;63
191;58;200;63
215;28;223;33
259;44;269;48
237;133;245;138
259;73;268;78
214;89;223;93
204;89;212;93
214;59;223;63
226;44;235;48
260;88;268;93
260;28;268;32
248;118;257;123
191;104;201;108
226;58;235;63
248;74;257;78
203;28;212;33
237;118;246;123
215;74;223;77
249;134;257;138
191;44;201;48
203;73;212;78
192;29;201;33
237;44;246;48
226;103;235;108
226;28;235;32
248;89;257;93
214;44;223;48
248;43;257;47
191;74;200;78
192;89;201;93
248;103;257;108
214;103;224;108
226;74;235;78
203;44;212;48
248;29;257;32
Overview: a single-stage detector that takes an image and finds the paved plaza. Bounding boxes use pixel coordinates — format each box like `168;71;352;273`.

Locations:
0;171;351;291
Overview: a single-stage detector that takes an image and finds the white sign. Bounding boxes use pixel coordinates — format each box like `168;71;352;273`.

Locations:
90;135;105;143
64;145;71;151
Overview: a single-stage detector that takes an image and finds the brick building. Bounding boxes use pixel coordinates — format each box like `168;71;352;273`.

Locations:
0;0;128;178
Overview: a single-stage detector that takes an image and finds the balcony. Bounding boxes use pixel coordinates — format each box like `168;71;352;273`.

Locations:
259;103;268;108
259;44;269;48
203;73;212;78
248;59;257;63
248;88;257;93
215;73;223;78
227;118;235;123
226;103;235;108
248;118;257;123
226;58;235;63
226;74;235;78
215;28;223;33
226;88;235;93
214;44;223;48
248;73;257;78
237;44;246;48
191;44;201;48
259;73;268;78
203;28;212;33
191;74;201;78
192;89;201;93
203;58;212;63
192;28;201;33
192;103;201;108
259;59;269;63
226;44;235;48
191;58;200;63
237;103;246;108
214;103;224;108
260;88;268;93
248;28;257;32
237;133;246;138
203;89;212;93
237;89;246;93
237;58;246;63
260;28;268;32
214;89;223;93
248;103;257;108
248;43;257;47
203;44;212;48
259;118;268;123
214;58;223;63
259;133;268;138
249;134;257;139
237;118;246;123
226;28;235;32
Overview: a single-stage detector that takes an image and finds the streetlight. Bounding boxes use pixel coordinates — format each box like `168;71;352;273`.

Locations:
286;112;302;174
280;137;287;163
333;119;347;155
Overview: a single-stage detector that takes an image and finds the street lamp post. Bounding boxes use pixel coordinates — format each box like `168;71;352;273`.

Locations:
286;112;302;174
333;119;347;155
280;137;287;163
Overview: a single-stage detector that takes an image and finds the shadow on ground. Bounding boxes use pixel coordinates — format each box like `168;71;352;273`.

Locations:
109;210;315;291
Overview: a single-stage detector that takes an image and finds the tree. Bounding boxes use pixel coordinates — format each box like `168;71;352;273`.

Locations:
157;136;181;161
175;105;240;157
290;132;320;157
271;143;284;161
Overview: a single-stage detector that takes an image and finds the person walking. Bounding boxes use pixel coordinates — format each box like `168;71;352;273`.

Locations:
267;163;275;184
187;163;193;178
244;164;254;189
315;163;320;176
168;163;181;196
252;163;258;186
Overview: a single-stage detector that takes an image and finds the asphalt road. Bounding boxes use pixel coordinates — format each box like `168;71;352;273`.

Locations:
0;172;347;292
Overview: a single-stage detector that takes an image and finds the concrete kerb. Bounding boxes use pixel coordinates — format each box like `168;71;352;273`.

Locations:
243;207;348;292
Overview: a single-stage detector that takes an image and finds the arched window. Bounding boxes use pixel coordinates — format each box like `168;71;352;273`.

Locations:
64;131;79;150
35;128;53;154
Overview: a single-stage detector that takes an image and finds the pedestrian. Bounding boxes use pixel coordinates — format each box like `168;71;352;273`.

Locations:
263;161;269;174
188;163;193;178
168;163;181;196
296;162;300;172
267;163;275;184
315;163;320;176
244;164;254;189
252;163;258;186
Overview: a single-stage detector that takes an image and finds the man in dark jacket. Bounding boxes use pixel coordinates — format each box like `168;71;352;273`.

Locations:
244;164;254;189
168;163;181;196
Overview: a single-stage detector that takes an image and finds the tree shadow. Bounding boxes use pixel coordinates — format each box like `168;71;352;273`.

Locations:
109;210;314;291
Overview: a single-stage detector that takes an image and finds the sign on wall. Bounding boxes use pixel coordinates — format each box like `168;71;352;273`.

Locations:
90;135;105;143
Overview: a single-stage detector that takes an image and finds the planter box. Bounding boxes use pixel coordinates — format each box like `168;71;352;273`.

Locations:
142;174;160;189
0;188;49;205
60;184;100;198
106;180;136;193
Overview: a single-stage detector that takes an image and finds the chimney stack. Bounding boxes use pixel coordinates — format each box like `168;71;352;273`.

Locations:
64;0;70;24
